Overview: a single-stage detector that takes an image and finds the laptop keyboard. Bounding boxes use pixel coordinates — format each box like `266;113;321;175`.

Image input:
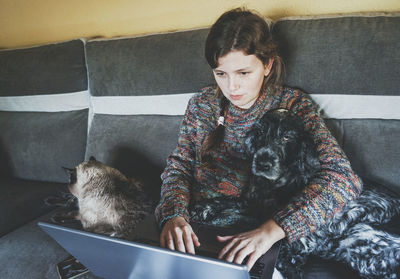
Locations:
134;232;280;279
195;249;269;279
249;261;266;279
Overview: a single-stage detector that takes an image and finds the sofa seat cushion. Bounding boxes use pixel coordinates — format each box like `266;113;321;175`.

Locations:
0;177;67;237
0;212;100;279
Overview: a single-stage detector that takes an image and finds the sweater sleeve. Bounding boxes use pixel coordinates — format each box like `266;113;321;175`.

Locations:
154;95;200;228
273;90;363;242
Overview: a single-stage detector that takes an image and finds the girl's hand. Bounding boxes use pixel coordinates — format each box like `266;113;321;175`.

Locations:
160;216;201;254
217;219;285;271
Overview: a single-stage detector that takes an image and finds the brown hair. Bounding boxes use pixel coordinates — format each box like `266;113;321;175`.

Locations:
200;7;284;166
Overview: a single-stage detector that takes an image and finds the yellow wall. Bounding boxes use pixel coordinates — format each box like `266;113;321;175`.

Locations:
0;0;399;49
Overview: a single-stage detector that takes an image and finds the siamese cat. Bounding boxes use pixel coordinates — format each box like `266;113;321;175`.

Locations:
61;156;154;239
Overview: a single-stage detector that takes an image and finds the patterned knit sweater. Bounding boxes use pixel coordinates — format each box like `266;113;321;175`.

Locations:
155;86;363;243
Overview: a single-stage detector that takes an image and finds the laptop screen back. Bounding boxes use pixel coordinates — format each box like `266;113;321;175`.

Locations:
39;221;251;279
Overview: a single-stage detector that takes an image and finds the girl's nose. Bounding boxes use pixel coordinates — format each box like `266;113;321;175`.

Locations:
228;76;240;91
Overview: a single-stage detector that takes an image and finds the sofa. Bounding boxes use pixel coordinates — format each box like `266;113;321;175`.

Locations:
0;13;399;279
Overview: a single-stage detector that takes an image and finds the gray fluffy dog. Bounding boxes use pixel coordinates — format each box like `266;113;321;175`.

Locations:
278;186;400;279
59;156;154;240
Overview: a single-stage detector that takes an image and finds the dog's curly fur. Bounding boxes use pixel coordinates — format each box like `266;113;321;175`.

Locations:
190;109;320;226
58;157;154;240
277;185;400;279
190;109;400;279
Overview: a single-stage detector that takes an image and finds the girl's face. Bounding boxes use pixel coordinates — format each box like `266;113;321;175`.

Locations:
213;50;273;109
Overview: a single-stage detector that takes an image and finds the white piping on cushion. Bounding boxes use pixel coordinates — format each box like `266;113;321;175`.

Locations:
91;93;400;120
0;91;89;112
86;27;209;44
311;94;400;120
2;91;399;120
0;38;87;52
91;93;195;116
275;12;400;22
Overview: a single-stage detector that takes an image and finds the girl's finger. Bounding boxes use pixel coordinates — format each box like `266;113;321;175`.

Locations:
217;236;238;259
192;232;201;247
182;227;195;254
245;251;262;271
165;232;175;250
225;238;248;262
233;245;253;265
173;230;185;253
216;235;234;242
166;237;175;250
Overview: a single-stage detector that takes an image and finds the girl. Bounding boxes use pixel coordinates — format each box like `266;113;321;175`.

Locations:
155;7;362;276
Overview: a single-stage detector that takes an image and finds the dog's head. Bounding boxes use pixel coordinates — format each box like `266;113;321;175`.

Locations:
63;156;132;199
245;109;320;186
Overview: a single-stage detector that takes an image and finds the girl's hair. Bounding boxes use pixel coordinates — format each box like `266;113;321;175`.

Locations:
200;7;284;167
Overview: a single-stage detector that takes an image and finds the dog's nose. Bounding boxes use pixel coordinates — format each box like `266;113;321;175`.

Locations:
255;149;277;166
258;161;272;171
251;147;281;180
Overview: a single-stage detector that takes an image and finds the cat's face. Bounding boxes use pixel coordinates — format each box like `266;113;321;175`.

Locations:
65;156;118;199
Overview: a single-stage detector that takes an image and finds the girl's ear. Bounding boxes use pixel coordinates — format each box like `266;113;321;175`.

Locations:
264;58;274;76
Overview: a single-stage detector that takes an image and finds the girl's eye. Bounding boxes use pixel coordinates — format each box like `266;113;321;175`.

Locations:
215;72;225;77
240;72;249;76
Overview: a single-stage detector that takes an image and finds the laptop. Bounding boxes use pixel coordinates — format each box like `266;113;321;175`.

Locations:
38;215;280;279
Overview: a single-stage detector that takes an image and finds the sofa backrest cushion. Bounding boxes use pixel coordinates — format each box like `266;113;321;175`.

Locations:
273;15;400;193
86;16;400;194
0;40;89;183
85;30;214;192
273;16;400;96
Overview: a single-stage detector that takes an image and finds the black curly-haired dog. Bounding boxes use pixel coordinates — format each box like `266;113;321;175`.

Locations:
190;109;320;226
190;109;400;279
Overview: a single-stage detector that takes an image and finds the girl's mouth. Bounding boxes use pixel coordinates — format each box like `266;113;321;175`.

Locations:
230;94;243;100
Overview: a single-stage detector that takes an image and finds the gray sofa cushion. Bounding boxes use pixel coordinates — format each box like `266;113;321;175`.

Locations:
0;39;89;182
0;177;67;237
326;119;400;193
340;119;400;193
0;40;87;96
85;114;182;196
273;16;400;96
85;29;217;194
86;29;214;96
0;110;88;182
0;215;69;278
273;15;400;192
0;212;101;279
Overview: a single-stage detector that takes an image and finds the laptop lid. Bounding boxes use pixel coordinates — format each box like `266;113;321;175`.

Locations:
38;221;252;279
39;216;279;279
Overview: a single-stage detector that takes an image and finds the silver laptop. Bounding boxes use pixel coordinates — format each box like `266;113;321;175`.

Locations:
38;216;280;279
